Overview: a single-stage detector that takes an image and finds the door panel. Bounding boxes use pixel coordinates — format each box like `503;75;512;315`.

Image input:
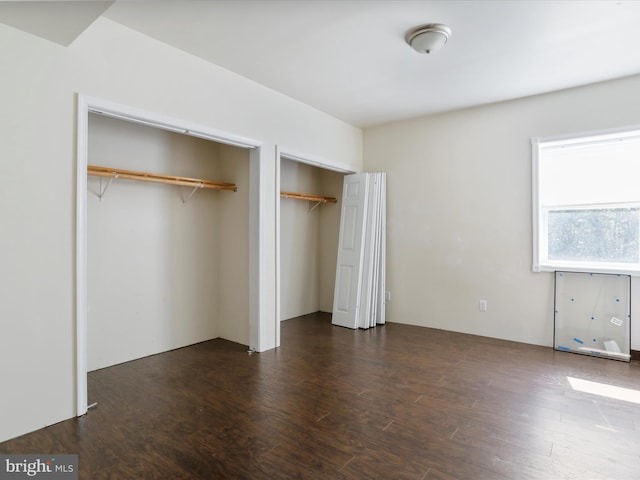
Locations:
376;174;387;325
359;173;381;329
335;265;353;313
332;173;370;329
341;206;358;250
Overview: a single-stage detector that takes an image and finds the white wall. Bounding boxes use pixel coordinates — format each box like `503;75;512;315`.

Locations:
279;160;344;320
0;16;361;443
87;114;249;372
364;74;640;351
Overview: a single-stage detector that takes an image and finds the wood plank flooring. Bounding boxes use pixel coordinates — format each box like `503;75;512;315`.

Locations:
2;312;640;479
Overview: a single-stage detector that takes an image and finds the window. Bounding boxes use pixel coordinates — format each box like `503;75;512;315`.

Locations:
532;126;640;275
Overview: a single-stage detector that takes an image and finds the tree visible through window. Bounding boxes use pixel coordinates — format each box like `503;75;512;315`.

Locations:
533;127;640;274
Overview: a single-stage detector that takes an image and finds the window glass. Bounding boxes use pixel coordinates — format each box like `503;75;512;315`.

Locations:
547;208;639;263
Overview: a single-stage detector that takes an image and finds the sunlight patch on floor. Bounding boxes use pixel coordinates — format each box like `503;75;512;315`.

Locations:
567;377;640;405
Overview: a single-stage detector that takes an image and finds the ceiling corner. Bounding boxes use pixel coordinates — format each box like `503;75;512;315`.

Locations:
0;1;114;47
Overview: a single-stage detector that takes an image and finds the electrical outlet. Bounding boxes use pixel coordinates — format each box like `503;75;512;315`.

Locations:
385;291;391;302
479;300;487;312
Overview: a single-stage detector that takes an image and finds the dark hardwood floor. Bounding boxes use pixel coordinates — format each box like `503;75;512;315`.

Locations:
2;312;640;479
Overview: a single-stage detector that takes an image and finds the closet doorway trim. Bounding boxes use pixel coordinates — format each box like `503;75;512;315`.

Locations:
76;94;262;417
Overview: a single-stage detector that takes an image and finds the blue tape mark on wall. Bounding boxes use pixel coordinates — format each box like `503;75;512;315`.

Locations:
557;345;570;351
573;337;584;344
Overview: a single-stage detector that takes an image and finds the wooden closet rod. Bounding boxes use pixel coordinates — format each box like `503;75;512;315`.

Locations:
88;165;237;192
280;191;337;204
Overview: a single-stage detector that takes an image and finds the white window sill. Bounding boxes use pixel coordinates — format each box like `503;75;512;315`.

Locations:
533;263;639;276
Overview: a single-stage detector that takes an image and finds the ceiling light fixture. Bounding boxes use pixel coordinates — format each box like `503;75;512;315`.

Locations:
405;23;452;54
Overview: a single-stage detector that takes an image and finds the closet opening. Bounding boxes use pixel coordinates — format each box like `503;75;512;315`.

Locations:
275;150;356;346
76;95;262;416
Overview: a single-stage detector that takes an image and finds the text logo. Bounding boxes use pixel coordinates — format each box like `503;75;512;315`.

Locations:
0;455;77;479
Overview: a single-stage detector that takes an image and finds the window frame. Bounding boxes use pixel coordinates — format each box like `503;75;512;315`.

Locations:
532;125;640;276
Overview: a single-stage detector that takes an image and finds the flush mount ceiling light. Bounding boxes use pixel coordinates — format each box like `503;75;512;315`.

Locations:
405;23;452;54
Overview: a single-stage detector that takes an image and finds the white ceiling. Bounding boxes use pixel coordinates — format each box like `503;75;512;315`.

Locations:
0;1;113;46
3;1;640;127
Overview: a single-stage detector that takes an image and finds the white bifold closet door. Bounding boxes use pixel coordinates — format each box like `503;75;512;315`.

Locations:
332;172;386;329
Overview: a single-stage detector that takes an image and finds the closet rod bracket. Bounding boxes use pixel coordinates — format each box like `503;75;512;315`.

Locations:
182;182;204;205
98;174;118;201
309;200;323;212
